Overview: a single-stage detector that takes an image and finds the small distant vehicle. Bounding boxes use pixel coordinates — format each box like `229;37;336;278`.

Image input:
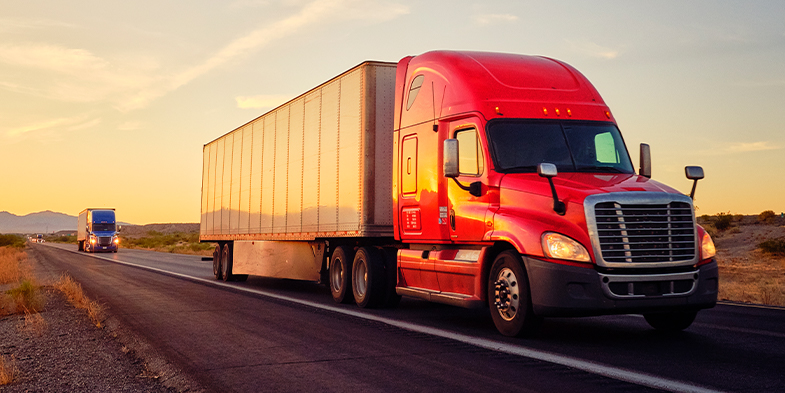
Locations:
77;208;119;253
36;234;45;243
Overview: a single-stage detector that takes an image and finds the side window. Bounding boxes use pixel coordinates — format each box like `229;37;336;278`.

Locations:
594;132;619;164
456;128;484;176
406;75;424;110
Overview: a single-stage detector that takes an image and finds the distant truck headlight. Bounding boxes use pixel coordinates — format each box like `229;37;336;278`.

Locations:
701;231;716;259
90;237;97;244
113;237;120;244
542;232;591;262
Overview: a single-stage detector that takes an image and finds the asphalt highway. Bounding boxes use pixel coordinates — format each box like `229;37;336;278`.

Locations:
31;243;785;392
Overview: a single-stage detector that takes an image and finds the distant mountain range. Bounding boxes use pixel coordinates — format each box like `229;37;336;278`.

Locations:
0;210;132;234
0;211;78;234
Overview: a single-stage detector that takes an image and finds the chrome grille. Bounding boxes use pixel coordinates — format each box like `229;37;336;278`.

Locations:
98;237;112;246
594;201;695;264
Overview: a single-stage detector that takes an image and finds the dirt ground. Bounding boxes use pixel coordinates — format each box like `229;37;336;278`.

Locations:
712;222;785;306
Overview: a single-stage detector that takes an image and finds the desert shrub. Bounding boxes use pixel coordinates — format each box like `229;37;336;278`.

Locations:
6;279;44;313
713;212;734;231
758;210;776;223
758;238;785;256
46;234;77;244
0;234;24;249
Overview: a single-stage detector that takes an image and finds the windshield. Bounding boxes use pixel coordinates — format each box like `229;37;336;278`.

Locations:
93;223;116;232
486;120;634;174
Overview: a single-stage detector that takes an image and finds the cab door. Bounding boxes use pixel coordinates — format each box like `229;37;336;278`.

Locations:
447;120;492;242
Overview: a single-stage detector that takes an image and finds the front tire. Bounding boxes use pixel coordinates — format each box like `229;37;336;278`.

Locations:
329;246;354;304
644;310;698;332
488;250;542;337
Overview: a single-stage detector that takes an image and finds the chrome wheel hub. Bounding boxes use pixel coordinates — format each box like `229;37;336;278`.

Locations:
494;267;520;321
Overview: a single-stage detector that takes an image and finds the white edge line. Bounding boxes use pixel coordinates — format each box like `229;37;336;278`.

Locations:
47;244;722;393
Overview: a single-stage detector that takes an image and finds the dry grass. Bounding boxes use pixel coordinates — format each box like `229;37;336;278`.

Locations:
0;355;16;385
54;274;104;328
17;309;48;337
0;247;29;285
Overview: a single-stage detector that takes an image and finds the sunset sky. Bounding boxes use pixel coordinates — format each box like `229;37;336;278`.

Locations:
1;1;784;224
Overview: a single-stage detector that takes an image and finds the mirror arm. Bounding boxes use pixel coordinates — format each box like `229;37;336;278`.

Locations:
451;178;482;197
546;178;566;215
690;180;699;200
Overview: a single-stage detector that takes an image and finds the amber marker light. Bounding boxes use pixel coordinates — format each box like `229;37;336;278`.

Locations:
495;106;503;115
605;110;611;119
542;107;548;116
555;108;561;116
567;109;572;117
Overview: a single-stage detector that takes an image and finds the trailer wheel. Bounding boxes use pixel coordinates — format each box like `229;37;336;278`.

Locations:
221;243;233;282
352;247;386;308
488;250;542;337
644;310;698;332
329;246;354;304
213;244;222;280
78;241;83;252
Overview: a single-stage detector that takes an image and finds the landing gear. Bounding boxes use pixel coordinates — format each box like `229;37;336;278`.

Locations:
488;250;542;337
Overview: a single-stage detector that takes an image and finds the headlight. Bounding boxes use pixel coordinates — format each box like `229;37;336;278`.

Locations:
701;231;716;259
542;232;591;262
113;237;120;244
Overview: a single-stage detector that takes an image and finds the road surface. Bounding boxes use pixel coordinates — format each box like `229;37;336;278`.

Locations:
30;243;785;392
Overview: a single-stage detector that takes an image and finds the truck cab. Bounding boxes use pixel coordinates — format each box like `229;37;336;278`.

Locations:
392;51;718;336
78;208;120;253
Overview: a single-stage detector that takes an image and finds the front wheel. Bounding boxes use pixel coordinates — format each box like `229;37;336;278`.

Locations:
488;250;542;337
644;310;698;332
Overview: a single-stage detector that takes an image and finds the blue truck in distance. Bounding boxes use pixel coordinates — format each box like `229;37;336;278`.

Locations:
77;208;119;253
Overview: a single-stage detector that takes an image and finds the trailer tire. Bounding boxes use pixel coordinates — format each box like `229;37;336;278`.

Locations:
488;250;542;337
352;247;386;308
644;310;697;332
213;245;222;280
329;246;354;304
221;243;233;282
78;241;83;252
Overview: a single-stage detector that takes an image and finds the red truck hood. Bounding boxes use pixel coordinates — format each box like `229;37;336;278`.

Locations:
499;172;683;204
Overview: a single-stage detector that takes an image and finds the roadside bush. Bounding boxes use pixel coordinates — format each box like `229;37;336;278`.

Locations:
758;238;785;256
6;279;44;313
0;234;25;249
758;210;776;223
0;355;16;385
713;212;734;231
0;247;27;285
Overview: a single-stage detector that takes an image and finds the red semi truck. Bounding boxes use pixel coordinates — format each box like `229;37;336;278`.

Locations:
200;51;718;336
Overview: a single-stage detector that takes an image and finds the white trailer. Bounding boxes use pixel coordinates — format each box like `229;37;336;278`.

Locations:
200;62;397;286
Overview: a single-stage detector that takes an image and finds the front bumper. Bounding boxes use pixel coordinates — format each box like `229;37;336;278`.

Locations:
524;256;718;317
89;243;118;252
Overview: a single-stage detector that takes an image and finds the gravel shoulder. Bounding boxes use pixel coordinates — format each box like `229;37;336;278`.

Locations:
0;247;203;392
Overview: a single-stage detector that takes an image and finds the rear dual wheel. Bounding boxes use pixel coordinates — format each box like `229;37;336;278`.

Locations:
329;246;354;304
351;247;387;308
221;244;233;282
213;244;222;280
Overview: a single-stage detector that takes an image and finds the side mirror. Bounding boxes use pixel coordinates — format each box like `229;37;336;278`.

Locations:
639;143;651;178
685;166;704;200
537;162;558;178
538;163;565;215
444;139;459;177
